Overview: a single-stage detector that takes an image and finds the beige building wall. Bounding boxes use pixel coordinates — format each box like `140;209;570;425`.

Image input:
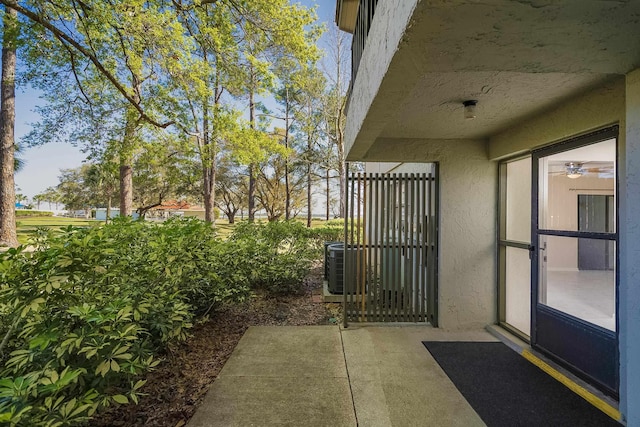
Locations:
363;139;496;330
358;76;625;330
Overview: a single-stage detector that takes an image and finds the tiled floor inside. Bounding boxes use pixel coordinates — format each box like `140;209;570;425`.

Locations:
545;270;615;331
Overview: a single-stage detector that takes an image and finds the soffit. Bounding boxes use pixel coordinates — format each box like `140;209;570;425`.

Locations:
351;0;640;152
379;71;612;140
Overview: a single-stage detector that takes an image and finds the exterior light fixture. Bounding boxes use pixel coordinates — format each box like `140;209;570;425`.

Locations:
463;100;477;119
565;162;583;179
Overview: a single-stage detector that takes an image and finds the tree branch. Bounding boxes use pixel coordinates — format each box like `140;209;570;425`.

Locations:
0;0;173;129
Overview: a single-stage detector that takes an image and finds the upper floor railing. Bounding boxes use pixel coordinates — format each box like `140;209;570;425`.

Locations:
352;0;379;81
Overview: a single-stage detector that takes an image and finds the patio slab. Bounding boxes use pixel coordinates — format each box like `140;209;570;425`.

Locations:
341;325;491;427
188;324;493;427
188;326;355;427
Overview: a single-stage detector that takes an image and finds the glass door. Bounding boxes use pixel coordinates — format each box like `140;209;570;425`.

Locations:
498;156;532;338
532;128;618;396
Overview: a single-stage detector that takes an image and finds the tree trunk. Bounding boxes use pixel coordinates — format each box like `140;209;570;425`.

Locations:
284;88;291;220
106;195;111;224
339;160;346;218
336;105;346;217
119;104;138;217
202;104;216;224
248;86;256;222
203;184;214;222
307;136;312;228
0;6;18;247
119;159;133;217
325;167;330;220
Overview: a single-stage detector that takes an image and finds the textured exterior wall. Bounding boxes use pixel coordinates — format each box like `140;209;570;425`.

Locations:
363;139;496;330
344;0;418;159
620;69;640;425
488;78;625;160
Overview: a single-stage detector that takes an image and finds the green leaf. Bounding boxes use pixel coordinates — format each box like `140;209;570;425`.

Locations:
95;360;110;377
112;394;129;404
132;379;146;391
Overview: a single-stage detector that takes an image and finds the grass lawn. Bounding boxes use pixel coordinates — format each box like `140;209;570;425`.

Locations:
15;216;340;244
16;216;103;245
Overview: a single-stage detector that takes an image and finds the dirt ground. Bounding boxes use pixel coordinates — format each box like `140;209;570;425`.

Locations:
94;265;341;427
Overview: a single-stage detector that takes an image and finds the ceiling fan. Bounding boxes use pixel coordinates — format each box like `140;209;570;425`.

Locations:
550;161;614;179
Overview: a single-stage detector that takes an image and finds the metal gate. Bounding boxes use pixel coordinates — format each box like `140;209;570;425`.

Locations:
343;167;439;325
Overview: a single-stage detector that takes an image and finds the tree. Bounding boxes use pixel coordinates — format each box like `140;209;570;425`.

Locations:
3;0;323;228
31;193;43;209
255;153;305;222
215;159;246;224
271;67;300;221
133;137;200;218
292;66;326;227
321;25;350;218
84;159;119;221
6;0;199;216
56;165;93;214
40;186;62;209
34;186;61;210
0;5;18;247
158;0;319;224
230;1;321;222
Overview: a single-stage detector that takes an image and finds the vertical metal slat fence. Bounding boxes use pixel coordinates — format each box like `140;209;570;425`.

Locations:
343;170;438;325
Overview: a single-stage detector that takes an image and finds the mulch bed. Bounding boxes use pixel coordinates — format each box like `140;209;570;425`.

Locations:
93;265;341;427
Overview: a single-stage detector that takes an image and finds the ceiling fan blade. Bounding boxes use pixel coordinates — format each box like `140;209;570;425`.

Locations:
584;167;614;173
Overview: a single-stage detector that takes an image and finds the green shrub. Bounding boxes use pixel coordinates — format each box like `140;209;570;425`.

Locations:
15;210;53;218
324;218;344;227
308;225;344;248
0;217;330;425
228;221;333;295
0;218;250;425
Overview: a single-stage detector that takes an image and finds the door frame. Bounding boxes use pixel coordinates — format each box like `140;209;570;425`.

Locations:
530;126;619;397
497;154;533;341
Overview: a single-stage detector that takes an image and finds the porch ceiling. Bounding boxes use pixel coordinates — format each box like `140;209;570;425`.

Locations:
347;0;640;159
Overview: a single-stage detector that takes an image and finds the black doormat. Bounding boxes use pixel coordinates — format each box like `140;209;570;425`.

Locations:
422;341;621;427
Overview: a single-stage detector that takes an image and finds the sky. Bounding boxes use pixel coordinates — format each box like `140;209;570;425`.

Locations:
14;0;336;200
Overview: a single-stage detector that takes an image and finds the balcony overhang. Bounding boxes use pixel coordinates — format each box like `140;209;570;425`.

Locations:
344;0;640;161
335;0;358;33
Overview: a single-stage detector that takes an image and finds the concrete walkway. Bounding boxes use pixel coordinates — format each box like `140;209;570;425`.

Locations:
188;325;497;427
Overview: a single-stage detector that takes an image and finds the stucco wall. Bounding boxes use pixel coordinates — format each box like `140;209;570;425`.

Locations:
489;78;625;160
344;0;419;159
363;139;496;329
620;68;640;425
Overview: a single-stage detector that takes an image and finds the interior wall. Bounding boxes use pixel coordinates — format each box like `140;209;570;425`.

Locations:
363;138;496;329
545;175;614;271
